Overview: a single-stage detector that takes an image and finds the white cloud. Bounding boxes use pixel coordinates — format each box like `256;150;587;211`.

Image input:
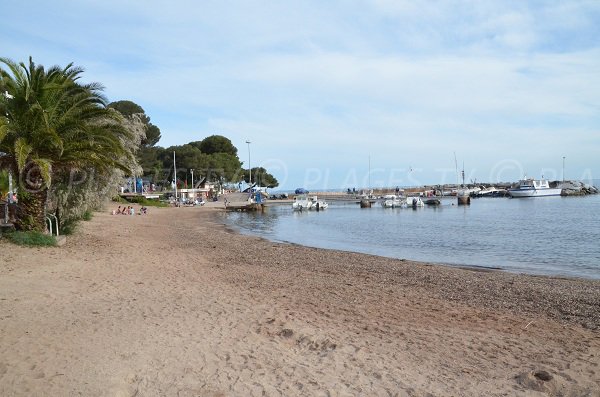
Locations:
1;0;598;188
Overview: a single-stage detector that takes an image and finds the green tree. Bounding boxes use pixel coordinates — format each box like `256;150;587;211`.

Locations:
192;135;238;156
244;167;279;188
0;57;134;231
108;100;161;146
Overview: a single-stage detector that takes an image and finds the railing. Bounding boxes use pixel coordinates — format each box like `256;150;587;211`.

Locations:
45;213;59;236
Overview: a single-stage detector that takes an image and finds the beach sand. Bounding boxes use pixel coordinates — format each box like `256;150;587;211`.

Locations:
0;206;598;396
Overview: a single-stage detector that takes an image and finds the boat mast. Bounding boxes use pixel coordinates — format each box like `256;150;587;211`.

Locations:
453;152;459;187
368;155;371;194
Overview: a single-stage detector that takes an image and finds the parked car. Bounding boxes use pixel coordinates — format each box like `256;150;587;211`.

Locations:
295;188;309;194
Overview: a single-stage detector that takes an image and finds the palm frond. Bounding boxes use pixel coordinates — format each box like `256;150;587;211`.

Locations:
14;137;33;172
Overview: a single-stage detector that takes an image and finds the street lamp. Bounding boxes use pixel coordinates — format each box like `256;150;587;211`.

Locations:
190;169;194;199
246;140;252;188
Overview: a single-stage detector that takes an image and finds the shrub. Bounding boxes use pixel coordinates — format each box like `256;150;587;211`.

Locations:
82;210;93;221
112;195;128;204
59;218;80;235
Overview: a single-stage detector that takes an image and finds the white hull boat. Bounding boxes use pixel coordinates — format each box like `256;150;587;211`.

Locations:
380;195;407;208
407;197;424;208
292;195;312;211
509;178;562;198
308;197;328;210
293;195;328;211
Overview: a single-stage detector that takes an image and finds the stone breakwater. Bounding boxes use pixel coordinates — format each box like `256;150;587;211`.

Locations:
556;180;599;196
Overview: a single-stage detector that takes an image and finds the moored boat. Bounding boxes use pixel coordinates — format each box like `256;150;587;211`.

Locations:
380;195;407;208
508;178;562;198
308;196;328;210
292;195;312;211
407;197;424;208
423;198;441;206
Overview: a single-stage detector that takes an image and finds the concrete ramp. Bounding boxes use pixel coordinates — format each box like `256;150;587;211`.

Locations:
225;192;252;204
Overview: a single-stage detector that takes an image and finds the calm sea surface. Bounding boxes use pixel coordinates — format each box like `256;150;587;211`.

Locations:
221;194;600;280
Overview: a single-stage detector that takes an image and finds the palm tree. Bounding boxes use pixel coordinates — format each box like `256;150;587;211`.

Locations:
0;57;133;231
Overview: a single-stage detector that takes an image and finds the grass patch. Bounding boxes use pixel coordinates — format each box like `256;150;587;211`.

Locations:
4;231;57;247
124;196;169;207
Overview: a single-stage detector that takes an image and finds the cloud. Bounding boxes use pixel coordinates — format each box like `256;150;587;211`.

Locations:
1;0;598;188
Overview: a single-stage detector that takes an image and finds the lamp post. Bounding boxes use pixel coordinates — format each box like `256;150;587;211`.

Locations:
246;140;252;189
190;169;194;200
562;156;565;183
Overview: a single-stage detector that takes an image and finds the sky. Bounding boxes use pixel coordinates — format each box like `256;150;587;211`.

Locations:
2;0;599;190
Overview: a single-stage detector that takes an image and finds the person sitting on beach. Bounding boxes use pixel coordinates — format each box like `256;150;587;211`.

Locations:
129;206;135;215
122;206;130;215
116;206;122;214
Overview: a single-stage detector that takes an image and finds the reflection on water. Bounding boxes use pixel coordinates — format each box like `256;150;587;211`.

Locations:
221;196;600;279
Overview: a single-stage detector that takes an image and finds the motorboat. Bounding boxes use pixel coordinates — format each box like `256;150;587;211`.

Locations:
407;197;424;208
292;195;312;211
380;195;407;208
508;178;562;198
293;195;328;211
423;198;441;206
474;186;507;197
308;196;328;210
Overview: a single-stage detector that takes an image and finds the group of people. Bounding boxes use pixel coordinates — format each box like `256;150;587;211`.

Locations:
112;205;148;216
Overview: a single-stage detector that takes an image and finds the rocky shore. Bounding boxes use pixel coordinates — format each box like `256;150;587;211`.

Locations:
0;207;598;396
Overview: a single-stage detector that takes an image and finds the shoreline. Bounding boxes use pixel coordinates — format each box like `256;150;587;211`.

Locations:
223;210;600;283
1;206;598;395
212;209;600;331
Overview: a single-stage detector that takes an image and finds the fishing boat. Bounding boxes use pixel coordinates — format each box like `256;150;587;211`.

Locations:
508;178;562;198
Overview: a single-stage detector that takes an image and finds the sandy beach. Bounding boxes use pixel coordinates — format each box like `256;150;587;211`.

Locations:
0;206;599;396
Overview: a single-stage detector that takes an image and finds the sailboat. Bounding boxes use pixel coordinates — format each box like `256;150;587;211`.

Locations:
360;155;372;208
454;153;470;205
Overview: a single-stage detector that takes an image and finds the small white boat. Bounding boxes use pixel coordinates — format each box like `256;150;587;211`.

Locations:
407;197;424;208
476;186;502;197
380;195;406;208
292;195;312;211
293;195;328;211
508;178;562;198
308;195;328;210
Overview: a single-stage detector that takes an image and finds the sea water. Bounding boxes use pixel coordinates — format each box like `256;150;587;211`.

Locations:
222;194;600;280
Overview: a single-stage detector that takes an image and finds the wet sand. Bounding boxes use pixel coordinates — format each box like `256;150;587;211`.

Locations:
0;206;598;396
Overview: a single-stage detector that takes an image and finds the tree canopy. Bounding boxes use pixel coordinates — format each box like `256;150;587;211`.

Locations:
137;134;279;188
108;100;161;147
244;167;279;188
191;135;238;156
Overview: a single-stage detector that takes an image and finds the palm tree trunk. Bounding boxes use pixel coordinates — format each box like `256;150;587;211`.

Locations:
15;188;48;232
